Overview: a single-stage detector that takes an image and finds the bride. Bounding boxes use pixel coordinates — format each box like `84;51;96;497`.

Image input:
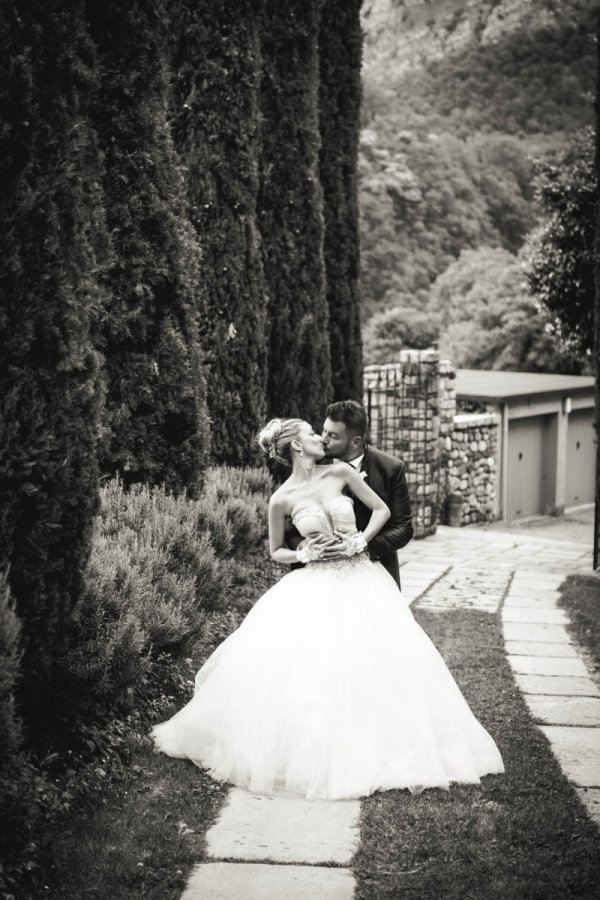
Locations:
151;417;504;800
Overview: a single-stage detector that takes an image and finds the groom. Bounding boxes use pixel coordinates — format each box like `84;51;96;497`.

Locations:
289;400;413;588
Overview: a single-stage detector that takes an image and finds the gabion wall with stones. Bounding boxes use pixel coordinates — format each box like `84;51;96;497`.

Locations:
446;413;498;525
364;350;498;537
364;349;442;539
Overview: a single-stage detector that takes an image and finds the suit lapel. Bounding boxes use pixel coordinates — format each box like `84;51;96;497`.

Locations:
360;446;370;475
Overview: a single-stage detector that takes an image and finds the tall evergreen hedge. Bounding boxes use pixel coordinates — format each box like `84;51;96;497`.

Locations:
319;0;364;400
0;0;106;734
89;0;210;496
169;1;269;466
258;0;333;425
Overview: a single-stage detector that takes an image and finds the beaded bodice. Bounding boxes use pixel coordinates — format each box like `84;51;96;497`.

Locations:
291;495;357;538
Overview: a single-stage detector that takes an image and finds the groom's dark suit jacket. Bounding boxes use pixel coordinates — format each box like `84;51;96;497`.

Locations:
287;446;413;589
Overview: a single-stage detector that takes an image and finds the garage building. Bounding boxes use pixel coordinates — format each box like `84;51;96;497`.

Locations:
455;370;596;521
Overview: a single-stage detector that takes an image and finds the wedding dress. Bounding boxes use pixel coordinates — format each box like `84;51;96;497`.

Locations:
151;495;504;800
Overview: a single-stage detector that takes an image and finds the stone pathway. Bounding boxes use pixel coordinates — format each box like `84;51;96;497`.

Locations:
182;789;359;899
180;523;597;899
501;569;600;828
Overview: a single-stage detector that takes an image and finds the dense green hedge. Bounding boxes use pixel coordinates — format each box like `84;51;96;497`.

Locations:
169;1;269;466
89;0;210;496
0;0;106;736
318;0;363;401
258;0;333;424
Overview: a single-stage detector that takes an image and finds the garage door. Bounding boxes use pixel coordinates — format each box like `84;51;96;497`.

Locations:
507;415;553;519
566;408;596;507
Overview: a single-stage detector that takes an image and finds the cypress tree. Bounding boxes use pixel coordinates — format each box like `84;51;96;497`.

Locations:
169;1;269;466
318;0;364;400
258;0;333;425
89;0;210;496
0;0;107;735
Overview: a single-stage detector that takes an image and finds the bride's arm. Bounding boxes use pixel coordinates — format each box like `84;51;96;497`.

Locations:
342;465;390;543
269;495;301;564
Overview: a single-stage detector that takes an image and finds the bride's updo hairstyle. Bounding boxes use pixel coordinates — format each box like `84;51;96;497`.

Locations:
257;418;305;467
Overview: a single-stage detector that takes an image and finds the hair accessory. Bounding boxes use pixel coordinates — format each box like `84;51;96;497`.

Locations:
269;447;277;459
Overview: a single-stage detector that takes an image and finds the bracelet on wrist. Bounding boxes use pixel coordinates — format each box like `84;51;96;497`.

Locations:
296;545;321;564
344;532;367;557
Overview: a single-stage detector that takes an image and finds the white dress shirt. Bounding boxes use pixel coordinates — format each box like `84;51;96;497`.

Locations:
347;454;364;471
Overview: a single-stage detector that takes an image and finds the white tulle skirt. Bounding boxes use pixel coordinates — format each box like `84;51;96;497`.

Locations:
151;554;504;800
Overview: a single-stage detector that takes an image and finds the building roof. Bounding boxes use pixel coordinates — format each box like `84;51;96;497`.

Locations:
455;369;595;403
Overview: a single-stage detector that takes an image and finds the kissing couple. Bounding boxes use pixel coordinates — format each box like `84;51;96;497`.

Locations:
152;400;504;800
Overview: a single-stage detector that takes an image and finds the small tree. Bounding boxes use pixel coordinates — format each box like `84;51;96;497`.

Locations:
318;0;363;400
525;128;596;358
258;0;332;424
89;0;210;496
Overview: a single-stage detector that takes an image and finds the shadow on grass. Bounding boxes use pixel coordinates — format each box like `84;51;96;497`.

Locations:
353;608;600;900
26;722;230;899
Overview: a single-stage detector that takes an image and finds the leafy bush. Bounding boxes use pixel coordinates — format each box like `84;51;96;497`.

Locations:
524;127;596;357
57;468;271;727
205;466;271;551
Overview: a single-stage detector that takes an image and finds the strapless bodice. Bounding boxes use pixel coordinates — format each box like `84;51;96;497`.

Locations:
292;495;357;538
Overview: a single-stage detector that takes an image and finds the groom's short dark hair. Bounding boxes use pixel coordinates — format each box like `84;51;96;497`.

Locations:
326;400;368;439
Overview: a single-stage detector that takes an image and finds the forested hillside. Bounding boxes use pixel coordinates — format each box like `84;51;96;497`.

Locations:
359;0;597;372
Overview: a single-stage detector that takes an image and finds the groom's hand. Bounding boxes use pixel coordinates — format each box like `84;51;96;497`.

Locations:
301;533;340;557
318;531;353;560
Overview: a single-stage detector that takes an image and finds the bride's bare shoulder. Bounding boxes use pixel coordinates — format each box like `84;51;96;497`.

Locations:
270;482;293;512
328;461;350;479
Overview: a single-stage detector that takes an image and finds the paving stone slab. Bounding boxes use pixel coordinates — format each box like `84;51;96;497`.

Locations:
514;673;600;697
576;788;600;829
539;726;600;787
524;695;600;727
504;640;578;658
181;863;356;900
502;607;568;625
503;623;573;644
507;655;589;677
510;580;565;591
503;594;560;609
206;789;360;864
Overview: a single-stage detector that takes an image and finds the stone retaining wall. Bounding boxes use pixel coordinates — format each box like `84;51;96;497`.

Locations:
446;413;498;525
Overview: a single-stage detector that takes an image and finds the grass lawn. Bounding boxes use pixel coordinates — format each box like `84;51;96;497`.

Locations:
558;573;600;673
353;606;600;900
